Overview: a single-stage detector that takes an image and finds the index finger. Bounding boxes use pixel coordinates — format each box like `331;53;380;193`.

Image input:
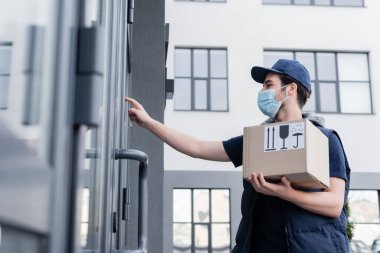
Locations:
125;97;140;108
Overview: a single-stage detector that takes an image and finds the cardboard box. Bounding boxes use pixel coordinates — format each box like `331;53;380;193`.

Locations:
243;119;329;190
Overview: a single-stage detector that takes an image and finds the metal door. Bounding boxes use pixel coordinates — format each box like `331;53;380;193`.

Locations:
77;0;148;252
0;0;81;253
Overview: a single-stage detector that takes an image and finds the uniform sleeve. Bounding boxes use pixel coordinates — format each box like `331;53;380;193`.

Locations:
222;135;243;168
328;132;347;181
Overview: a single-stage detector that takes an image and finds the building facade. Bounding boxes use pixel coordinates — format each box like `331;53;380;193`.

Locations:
164;0;380;252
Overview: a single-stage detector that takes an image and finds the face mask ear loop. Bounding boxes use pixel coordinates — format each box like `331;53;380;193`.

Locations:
279;84;289;102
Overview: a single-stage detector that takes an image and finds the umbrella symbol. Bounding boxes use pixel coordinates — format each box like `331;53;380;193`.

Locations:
293;133;303;148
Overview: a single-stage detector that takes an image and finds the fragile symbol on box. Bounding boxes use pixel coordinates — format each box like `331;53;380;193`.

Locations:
264;122;305;152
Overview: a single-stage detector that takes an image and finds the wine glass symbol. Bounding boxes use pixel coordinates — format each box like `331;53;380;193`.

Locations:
279;125;289;149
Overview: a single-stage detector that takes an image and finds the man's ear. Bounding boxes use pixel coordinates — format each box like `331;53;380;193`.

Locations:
288;83;297;96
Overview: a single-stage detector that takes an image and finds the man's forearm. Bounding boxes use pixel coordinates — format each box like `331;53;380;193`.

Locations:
281;178;345;218
145;119;230;161
145;118;203;158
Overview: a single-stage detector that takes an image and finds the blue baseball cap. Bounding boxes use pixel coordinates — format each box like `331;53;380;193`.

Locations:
251;59;312;94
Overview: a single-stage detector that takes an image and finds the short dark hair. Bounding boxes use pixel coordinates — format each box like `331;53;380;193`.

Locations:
279;74;309;109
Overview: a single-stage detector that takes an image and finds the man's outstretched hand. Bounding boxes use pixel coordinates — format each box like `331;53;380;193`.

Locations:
125;97;152;128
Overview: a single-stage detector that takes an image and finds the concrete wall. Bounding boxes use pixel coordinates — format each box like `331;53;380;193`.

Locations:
130;0;166;251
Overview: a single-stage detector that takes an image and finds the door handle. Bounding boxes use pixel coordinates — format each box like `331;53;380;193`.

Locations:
85;148;148;252
114;149;148;253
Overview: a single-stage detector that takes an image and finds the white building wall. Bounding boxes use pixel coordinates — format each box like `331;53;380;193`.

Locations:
164;0;380;173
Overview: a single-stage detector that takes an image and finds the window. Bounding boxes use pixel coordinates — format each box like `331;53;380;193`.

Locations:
174;48;228;111
80;188;90;247
348;190;380;251
173;188;231;253
264;50;372;114
0;43;12;109
176;0;226;2
262;0;364;6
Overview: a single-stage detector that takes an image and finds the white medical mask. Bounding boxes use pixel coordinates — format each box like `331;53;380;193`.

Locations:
257;85;288;118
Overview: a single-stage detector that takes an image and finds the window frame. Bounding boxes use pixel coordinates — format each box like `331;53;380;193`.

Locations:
0;42;12;110
348;189;380;249
263;49;373;115
173;188;232;253
174;47;229;112
175;0;227;3
262;0;365;7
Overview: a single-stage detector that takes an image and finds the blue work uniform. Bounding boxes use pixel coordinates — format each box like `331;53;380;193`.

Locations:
223;122;351;253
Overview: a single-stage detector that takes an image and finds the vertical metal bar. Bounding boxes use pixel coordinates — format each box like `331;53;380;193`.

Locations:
115;0;126;249
79;0;86;26
313;52;321;113
191;189;194;253
122;188;127;220
366;53;373;114
378;191;380;221
207;49;211;111
208;189;212;253
86;131;98;249
225;48;229;112
334;53;341;113
228;189;232;251
48;0;81;251
191;49;195;111
138;161;148;250
99;0;115;251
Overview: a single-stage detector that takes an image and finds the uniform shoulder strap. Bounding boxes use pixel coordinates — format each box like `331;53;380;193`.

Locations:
315;125;351;193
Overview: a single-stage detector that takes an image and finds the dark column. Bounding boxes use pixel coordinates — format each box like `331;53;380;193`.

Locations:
129;0;165;252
